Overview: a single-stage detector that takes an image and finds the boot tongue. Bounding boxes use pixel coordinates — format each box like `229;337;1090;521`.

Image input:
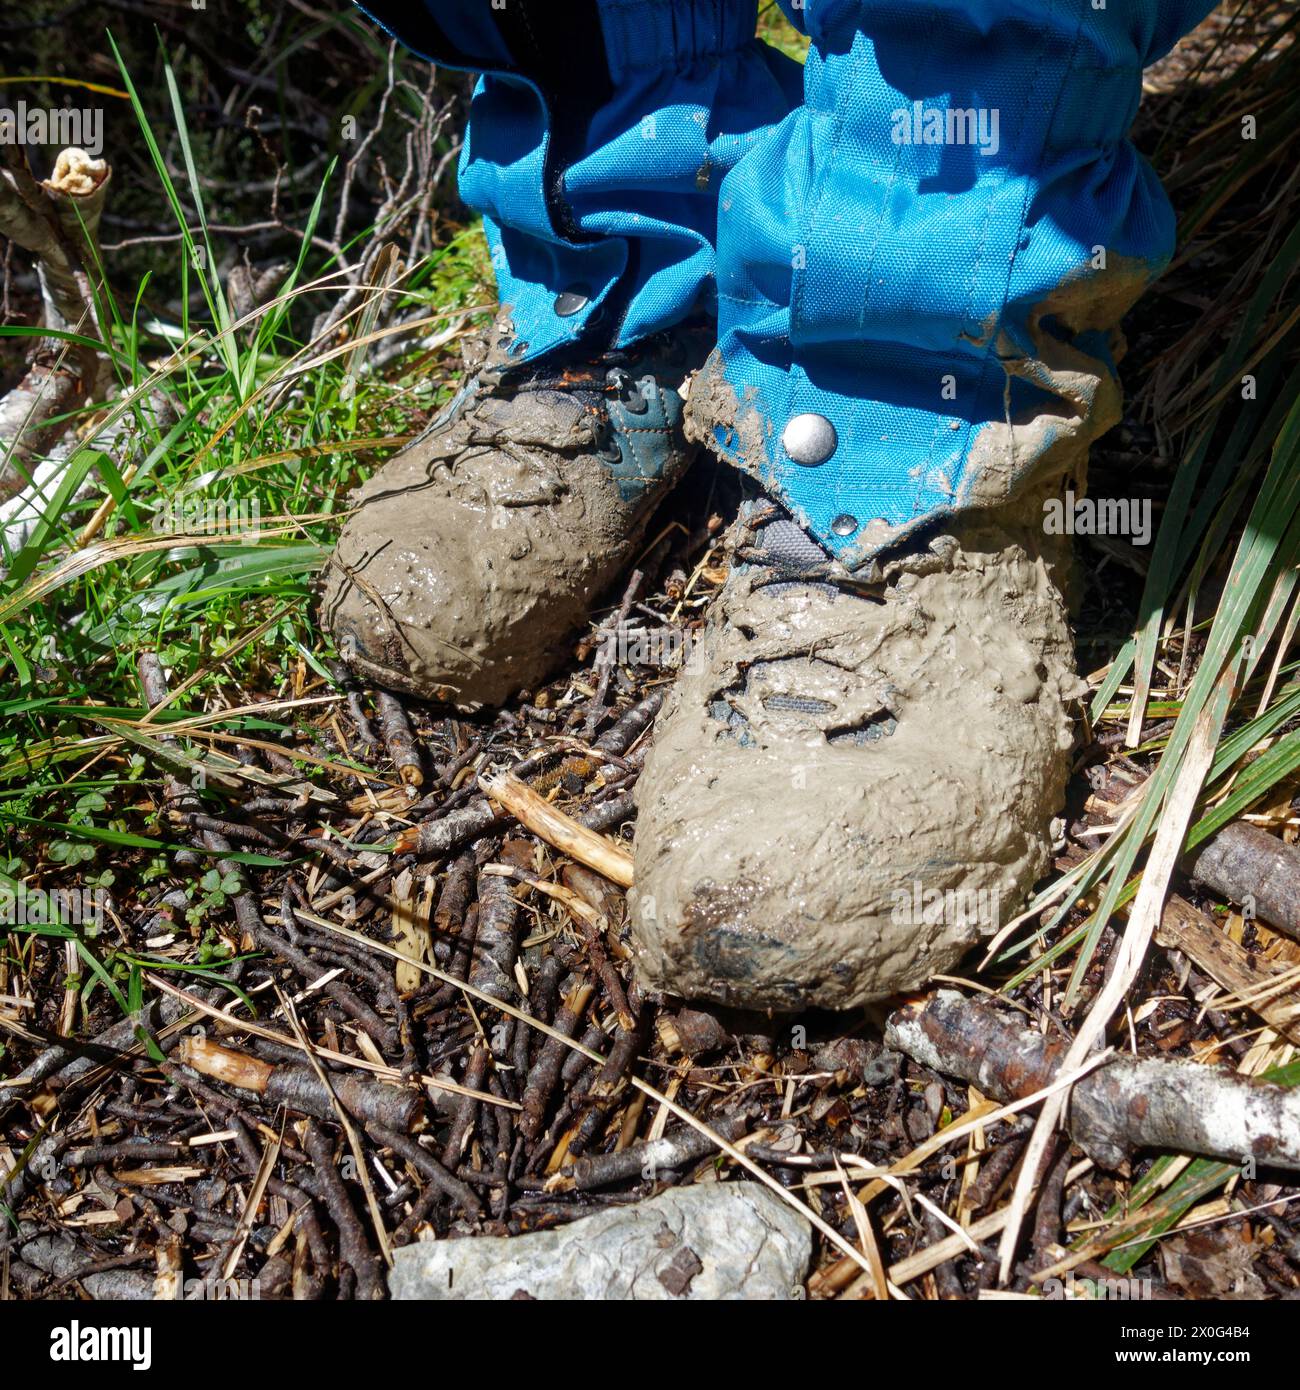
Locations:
734;505;839;596
710;505;899;748
753;515;831;574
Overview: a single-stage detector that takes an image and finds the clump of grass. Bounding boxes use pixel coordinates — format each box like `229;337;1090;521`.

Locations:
994;1;1300;1270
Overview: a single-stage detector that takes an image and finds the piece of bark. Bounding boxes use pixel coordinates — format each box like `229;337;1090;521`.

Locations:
469;869;520;1004
578;790;636;834
394;799;504;857
1156;894;1300;1045
1186;821;1300;942
432;851;476;963
592;689;665;756
657;1007;730;1058
887;991;1300;1173
266;1066;420;1132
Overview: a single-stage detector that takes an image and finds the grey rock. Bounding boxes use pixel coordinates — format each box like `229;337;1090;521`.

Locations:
389;1182;811;1301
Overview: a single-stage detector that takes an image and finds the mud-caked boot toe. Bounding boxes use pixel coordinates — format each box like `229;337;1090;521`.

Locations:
320;326;705;707
629;492;1086;1012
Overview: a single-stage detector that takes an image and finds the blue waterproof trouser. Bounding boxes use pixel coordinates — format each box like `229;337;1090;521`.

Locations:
358;0;1215;567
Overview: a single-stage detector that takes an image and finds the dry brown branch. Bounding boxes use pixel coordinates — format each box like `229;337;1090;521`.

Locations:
177;1035;419;1131
374;689;423;787
548;1115;750;1192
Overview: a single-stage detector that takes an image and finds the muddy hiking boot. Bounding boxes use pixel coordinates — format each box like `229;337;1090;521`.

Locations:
321;318;707;707
629;485;1087;1012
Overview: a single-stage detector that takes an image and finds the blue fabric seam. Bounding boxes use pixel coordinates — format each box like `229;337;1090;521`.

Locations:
917;2;1056;524
836;9;940;527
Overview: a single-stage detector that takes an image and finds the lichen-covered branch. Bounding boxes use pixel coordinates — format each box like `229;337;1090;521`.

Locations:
1186;819;1300;942
887;990;1300;1173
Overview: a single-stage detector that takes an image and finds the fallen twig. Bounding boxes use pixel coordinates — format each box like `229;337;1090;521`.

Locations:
394;799;503;858
302;1120;386;1299
375;689;423;788
548;1115;749;1192
1156;893;1300;1044
469;868;520;1005
367;1121;483;1222
519;974;594;1141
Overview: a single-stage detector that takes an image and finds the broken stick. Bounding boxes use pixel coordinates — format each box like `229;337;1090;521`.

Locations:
1156;893;1300;1045
549;1115;749;1192
177;1036;419;1132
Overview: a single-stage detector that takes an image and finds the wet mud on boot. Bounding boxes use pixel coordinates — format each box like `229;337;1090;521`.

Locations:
629;484;1087;1012
320;315;710;708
